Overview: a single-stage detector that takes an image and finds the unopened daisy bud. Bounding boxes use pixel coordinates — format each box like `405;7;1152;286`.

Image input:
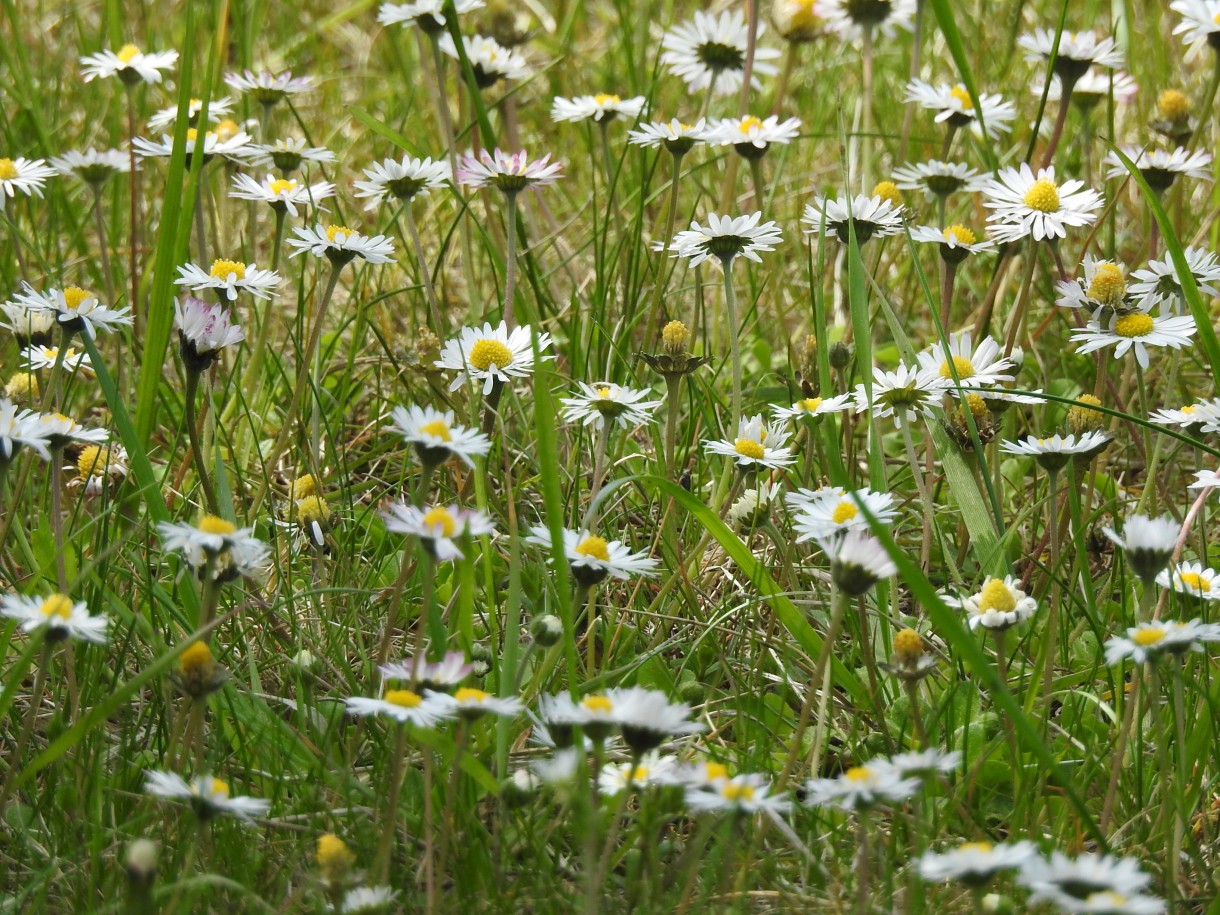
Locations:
1007;345;1025;373
798;332;818;377
175;640;225;698
530;614;564;647
1157;89;1191;123
484;0;532;47
945;395;996;450
772;0;823;42
316;833;356;884
1068;394;1105;433
470;658;492;678
662;320;690;356
829;341;853;371
677;679;704;706
414;328;442;366
5;371;39;401
124;838;159;886
872;181;903;209
292;649;317;670
470;642;494;663
502;768;539;805
982;894;1014;915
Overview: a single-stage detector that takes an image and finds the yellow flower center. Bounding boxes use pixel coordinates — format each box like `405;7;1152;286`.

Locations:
454;687;490;704
179;640;216;678
1215;12;1220;25
733;438;766;460
596;386;613;399
214;119;239;141
1086;263;1126;304
1179;571;1209;591
210;258;246;280
117;44;140;63
316;834;354;874
872;181;902;207
845;766;874;783
76;445;112;479
582;695;613;714
1182;405;1197;415
290;473;318;499
325;224;354;242
892;628;926;661
421;507;457;537
0;158;17;181
1133;627;1167;647
39;594;74;619
1088;893;1127;908
964;393;988;420
738;115;764;134
949;84;974;110
296;495;330;525
798;397;823;412
209;779;230;798
1158;88;1190;121
940;355;976;379
1022;178;1060;212
977;578;1017;614
960;841;993;853
662;319;690;354
468;338;514;371
722;782;755;801
703;762;729;781
594;93;621;106
1114;313;1155;338
185;128;200;142
575;535;611;562
419;419;452;441
943;224;976;245
385;689;423;708
63;287;92;310
197;515;237;536
628;765;650;782
831;500;858;524
269;178;297;195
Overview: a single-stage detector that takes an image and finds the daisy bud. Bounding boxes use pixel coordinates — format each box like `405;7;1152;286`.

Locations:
871;181;903;209
413;329;442;371
829;341;853;371
502;768;540;806
1067;394;1105;433
662;320;690;356
471;642;494;663
124;837;159;886
530;614;564;647
484;0;532;47
316;833;356;884
4;371;38;401
292;649;317;670
677;679;704;706
982;894;1014;915
883;628;939;682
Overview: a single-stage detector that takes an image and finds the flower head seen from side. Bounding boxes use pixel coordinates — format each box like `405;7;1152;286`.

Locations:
726;482;783;531
51;148;133;186
437;33;530;87
685;772;790;814
175;258;281;302
1104;514;1180;581
999;431;1111;471
341;886;401;914
0;156;54;210
434;321;552;394
378;0;485;33
1018;29;1125;82
598;754;679;795
915;332;1015;388
604;686;704;753
704;414;794;471
353;156;451;208
287;224;396;265
983;164;1103;243
1172;0;1220;49
659;10;781;96
14;284;132;340
0;398;51;463
145;771;269;822
1156;561;1220;600
886;749;961;779
380;651;473;692
816;0;917;42
146;97;235;131
627;119;710;155
1130;246;1220;314
1018;852;1155;910
854;364;948;428
786;485;897;542
892;160;988;200
1148;400;1220;432
1104;146;1213;192
707;114;801;157
771;393;853;422
3;296;56;344
381;502;495;561
524;525;659;586
804;760;922;811
386;404;491;469
223;69;314;106
1;592;108;643
560;382;662;430
80;44;179;84
551;93;647;124
1035;69;1139;108
431;687;524;720
1055;256;1133;316
1069;309;1196;369
772;0;826;42
909;224;995;263
133;129;254;165
456;148;563;193
157;516;269;579
248;137;337;172
345;688;457;727
671;212;783;267
70;443;129;496
919;840;1038;888
174;296;244;372
943;575;1038;631
818;529;899;596
1104;618;1219;665
229;173;336;219
33;413;108;450
21;344;92;376
802;193;904;245
538;692;624;742
903;80;1016;137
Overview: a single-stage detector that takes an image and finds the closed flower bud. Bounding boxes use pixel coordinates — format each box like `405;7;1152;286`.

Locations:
530;614;564;646
4;371;39;401
1067;394;1105;433
662;320;690;356
124;838;159;885
829;341;853;371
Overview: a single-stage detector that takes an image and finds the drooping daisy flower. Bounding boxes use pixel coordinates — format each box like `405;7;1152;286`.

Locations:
1055;256;1132;316
21;344;92;375
685;772;791;814
437;33;531;87
286;224;396;264
456;148;563;193
919;841;1038;887
157;516;270;577
786;485;897;541
0;155;55;210
69;443;129;496
560;382;662;430
1103;146;1213;191
353;156;451;208
1156;561;1220;600
1069;309;1196;369
551;93;647;123
983;165;1103;243
175;258;282;301
943;575;1038;630
247;137;337;172
380;651;473;691
1103;514;1180;581
386;404;492;468
379;0;486;33
229;173;335;218
703;414;794;471
3;297;56;343
80;44;179;84
15;283;132;340
145;771;269;822
659;10;781;96
223;69;314;105
804;760;922;811
707;114;802;156
1129;247;1220;313
854;364;948;428
909;225;995;263
381;502;496;561
904;80;1017;137
146;96;235;130
0;592;108;643
133;128;253;164
670;212;783;267
0;399;51;463
771;393;853;422
772;0;826;42
598;754;679;795
802;193;904;245
892;160;987;200
434;321;552;394
1018;852;1155;907
626;119;711;155
726;482;783;530
341;886;401;914
50;148;132;186
174;296;245;372
818;528;899;595
915;332;1015;388
524;525;659;586
998;431;1111;471
817;0;917;42
1018;29;1125;82
1172;0;1220;49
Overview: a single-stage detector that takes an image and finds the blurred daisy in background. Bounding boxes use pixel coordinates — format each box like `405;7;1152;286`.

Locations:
551;93;647;123
0;155;55;210
80;44;178;83
659;9;781;96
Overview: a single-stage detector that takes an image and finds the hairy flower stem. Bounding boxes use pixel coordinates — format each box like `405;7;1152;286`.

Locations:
1003;244;1039;358
720;256;743;428
184;369;220;516
405;203;443;332
1040;468;1062;712
901;422;934;569
1100;663;1142;832
91;186;116;308
854;812;872;915
437;718;468;891
0;639;51;812
1040;79;1077;169
860;28;875;190
126;86;140;332
502;190;521;328
647;151;687;322
375;724;409;883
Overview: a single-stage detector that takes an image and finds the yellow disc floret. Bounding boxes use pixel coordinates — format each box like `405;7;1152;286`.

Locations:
943;224;976;246
1086;263;1126;305
831;500;859;525
960;841;993;853
455;687;490;704
421;507;457;537
1114;313;1155;338
738;115;764;134
63;287;92;310
940;355;976;379
0;159;16;181
662;320;690;355
722;782;756;802
977;578;1016;614
316;833;356;881
949;84;975;110
325;224;354;243
872;181;902;208
467;338;514;371
703;762;729;781
197;515;237;536
1158;88;1191;121
1179;571;1209;592
1068;394;1104;433
734;438;766;460
419;419;452;441
575;535;610;562
1022;178;1060;213
296;495;331;526
1133;626;1166;647
117;44;141;63
845;766;874;783
594;93;621;106
179;641;216;679
385;689;424;708
798;397;823;412
39;594;74;619
892;627;926;662
582;695;613;714
269;179;297;195
290;473;318;500
76;445;112;479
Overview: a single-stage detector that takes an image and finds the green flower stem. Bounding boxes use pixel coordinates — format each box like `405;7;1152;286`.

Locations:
91;184;116;309
183;369;220;516
0;638;51;812
49;444;68;591
374;723;409;883
1003;243;1039;358
405;202;442;332
1100;663;1141;832
854;811;872;915
1040;468;1061;711
647;150;686;322
502;189;521;328
901;421;935;569
720;255;743;428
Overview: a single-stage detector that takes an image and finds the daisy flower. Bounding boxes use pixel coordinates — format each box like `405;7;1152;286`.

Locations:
1172;0;1220;49
904;80;1017;137
1018;28;1125;81
551;93;647;123
802;193;904;245
915;332;1015;387
670;212;783;267
892;160;988;199
771;392;853;422
223;69;314;105
817;0;916;41
882;627;940;681
1103;514;1180;581
786;485;897;541
0;399;51;462
818;528;899;595
627;118;711;155
0;155;55;210
1018;852;1154;906
457;148;562;193
598;754;679;794
146;96;235;130
386;404;492;468
804;760;921;811
1104;619;1220;665
145;771;269;822
999;431;1111;471
943;575;1038;631
434;321;552;394
381;502;496;561
353;156;451;207
1189;468;1220;491
538;692;623;741
887;749;961;778
559;382;662;430
437;33;530;87
287;224;396;264
659;10;781;96
707;114;801;156
983;164;1103;243
21;344;91;375
380;651;473;691
703;414;794;471
1052;891;1166;914
229;173;335;218
247;137;337;172
157;516;270;576
32;413;108;448
50;148;132;185
175;258;281;301
1156;561;1220;600
909;224;995;263
345;688;457;727
80;44;178;84
726;482;783;530
854;364;948;428
3;297;56;343
1129;247;1220;313
133;128;254;164
772;0;826;42
379;0;485;33
0;592;108;644
69;443;128;496
685;773;791;814
15;283;132;340
1103;145;1213;190
1148;400;1220;430
341;886;400;914
1034;69;1139;106
919;841;1038;887
1069;309;1196;369
432;687;523;720
174;296;245;372
607;686;705;753
524;525;659;586
1055;256;1132;316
